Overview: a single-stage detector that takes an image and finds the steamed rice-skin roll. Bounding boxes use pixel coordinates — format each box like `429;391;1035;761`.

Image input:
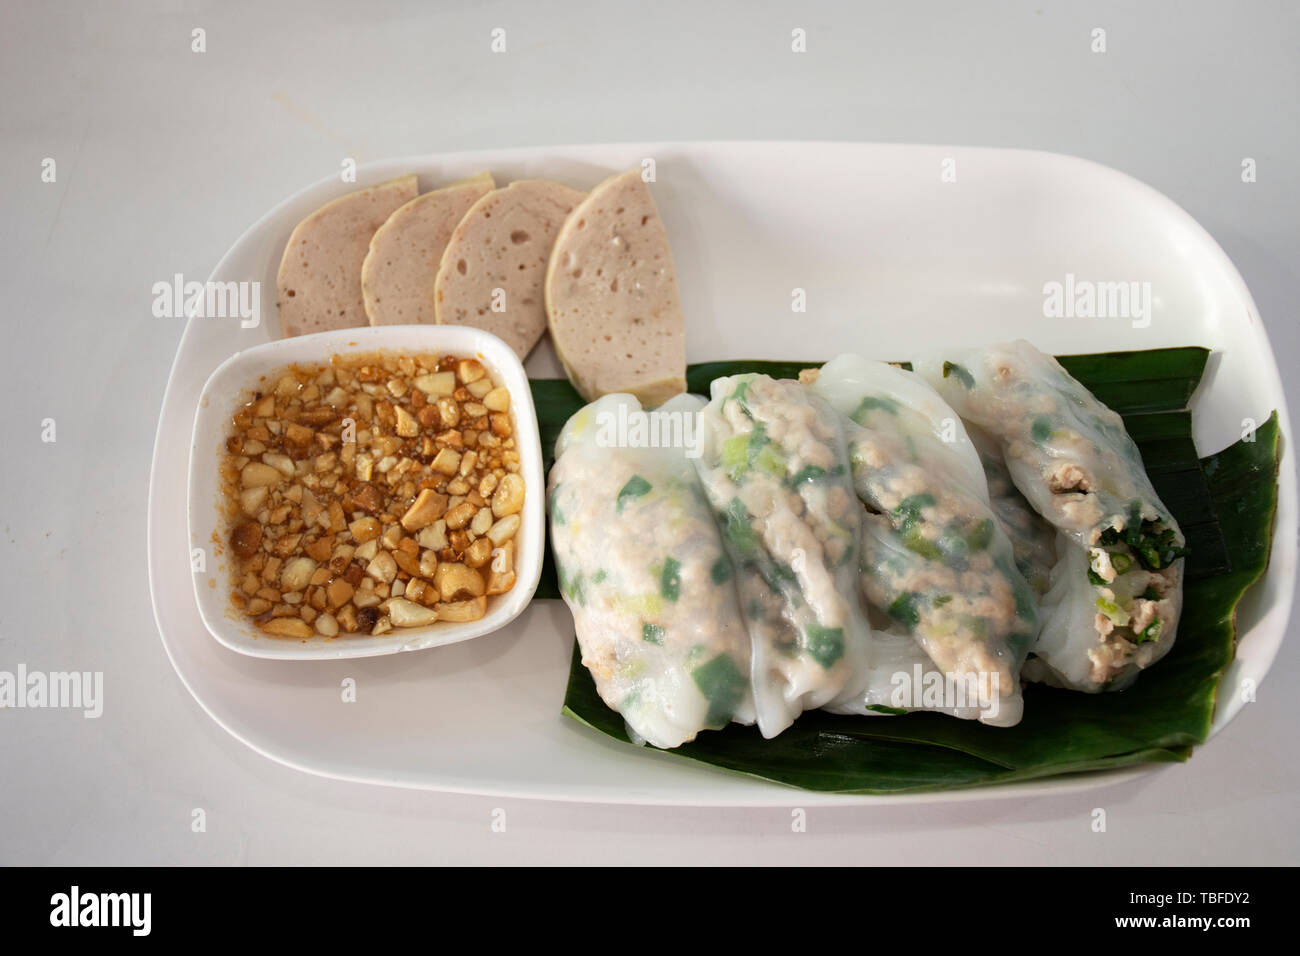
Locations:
967;424;1058;597
804;355;1036;726
915;340;1186;691
694;374;871;737
548;393;755;749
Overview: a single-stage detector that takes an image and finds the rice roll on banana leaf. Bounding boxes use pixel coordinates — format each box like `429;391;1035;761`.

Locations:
805;355;1037;726
694;374;872;737
967;424;1058;598
916;340;1186;691
548;393;755;748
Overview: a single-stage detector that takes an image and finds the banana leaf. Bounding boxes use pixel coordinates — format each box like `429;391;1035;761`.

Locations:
532;349;1282;793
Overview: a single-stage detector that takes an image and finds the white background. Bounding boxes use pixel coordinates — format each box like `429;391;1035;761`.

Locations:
1;0;1296;864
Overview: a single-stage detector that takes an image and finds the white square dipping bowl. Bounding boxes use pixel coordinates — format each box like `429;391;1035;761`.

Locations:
187;324;545;660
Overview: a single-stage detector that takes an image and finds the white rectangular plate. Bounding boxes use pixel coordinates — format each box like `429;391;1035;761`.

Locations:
147;141;1295;805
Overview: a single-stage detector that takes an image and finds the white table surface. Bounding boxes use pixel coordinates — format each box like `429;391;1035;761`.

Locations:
2;0;1296;865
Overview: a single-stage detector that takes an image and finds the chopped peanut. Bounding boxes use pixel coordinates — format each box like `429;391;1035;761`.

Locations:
487;539;515;595
326;578;354;609
241;462;282;487
304;536;333;562
437;397;460;429
437;596;486;622
417;520;448;552
240;486;268;515
435;562;485;602
349;516;381;543
400;488;448;532
394;404;419;437
366;551;398;584
393;549;421;577
281;556;317;591
387;598;438;628
469;506;494;537
457;358;486;384
220;351;523;637
444;501;477;531
431;447;461;475
414;371;455;397
464;537;493;568
418;549;439;578
260;617;312;638
492;473;525;518
486;514;520;547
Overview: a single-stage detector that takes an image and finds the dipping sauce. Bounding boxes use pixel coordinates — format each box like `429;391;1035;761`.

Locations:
220;351;523;638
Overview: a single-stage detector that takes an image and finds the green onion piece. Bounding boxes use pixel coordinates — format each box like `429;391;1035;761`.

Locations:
721;434;749;478
965;518;994;552
753;444;785;478
942;361;975;388
1136;619;1163;644
659;556;682;602
721;498;759;556
1095;596;1129;625
894;493;937;535
852;395;899;423
903;529;943;560
1031;416;1054;444
867;704;909;716
616;475;652;512
888;593;921;631
560;568;586;606
805;625;845;668
691;654;747;726
789;464;827;485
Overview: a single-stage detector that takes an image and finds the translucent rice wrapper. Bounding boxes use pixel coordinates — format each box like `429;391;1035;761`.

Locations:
694;374;872;737
548;393;755;749
916;340;1185;691
808;354;1037;726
